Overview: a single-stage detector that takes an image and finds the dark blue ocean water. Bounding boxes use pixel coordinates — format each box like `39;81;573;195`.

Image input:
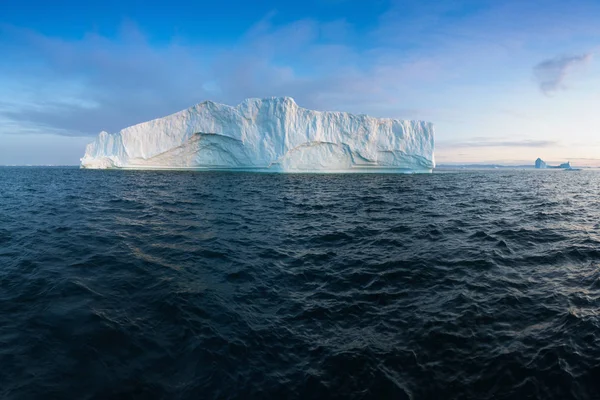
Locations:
1;167;600;399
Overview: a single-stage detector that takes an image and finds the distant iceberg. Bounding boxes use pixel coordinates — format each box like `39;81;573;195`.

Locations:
558;161;572;169
535;158;571;169
80;97;435;173
535;158;547;169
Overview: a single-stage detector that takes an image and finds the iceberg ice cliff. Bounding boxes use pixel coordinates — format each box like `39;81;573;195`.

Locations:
535;158;571;169
81;97;435;173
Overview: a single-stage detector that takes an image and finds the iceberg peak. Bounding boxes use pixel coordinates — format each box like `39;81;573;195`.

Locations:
81;97;435;173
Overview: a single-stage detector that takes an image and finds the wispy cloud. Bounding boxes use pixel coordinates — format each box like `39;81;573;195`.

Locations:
533;53;592;95
438;139;559;149
0;20;441;137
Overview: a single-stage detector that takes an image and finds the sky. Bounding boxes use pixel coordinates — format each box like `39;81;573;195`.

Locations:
1;0;599;165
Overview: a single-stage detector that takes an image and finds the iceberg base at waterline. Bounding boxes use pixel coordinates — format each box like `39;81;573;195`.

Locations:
80;97;435;173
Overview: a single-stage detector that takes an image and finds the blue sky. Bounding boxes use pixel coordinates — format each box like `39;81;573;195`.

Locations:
1;0;599;165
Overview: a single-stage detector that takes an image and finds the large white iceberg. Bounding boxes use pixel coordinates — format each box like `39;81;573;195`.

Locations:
80;97;435;173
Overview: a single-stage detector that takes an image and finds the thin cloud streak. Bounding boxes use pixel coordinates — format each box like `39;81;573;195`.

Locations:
438;139;559;148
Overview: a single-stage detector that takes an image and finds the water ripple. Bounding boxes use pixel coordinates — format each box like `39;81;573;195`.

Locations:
1;167;600;399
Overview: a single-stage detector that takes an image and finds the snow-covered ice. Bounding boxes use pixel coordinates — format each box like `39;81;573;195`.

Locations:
81;97;435;173
535;158;547;169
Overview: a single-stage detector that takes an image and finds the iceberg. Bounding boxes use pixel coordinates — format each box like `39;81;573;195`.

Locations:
534;158;571;169
80;97;435;173
535;158;547;169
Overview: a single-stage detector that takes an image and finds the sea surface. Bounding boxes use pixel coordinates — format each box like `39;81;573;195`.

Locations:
1;167;600;399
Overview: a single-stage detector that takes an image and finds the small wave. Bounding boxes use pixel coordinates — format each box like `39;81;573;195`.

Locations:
1;167;600;399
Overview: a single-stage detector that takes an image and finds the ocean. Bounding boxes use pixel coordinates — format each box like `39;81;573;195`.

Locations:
1;167;599;399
